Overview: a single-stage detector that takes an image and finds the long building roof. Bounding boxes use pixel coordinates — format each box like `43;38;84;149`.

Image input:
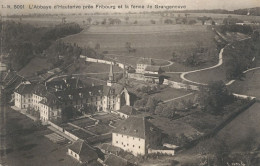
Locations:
113;116;161;139
68;139;98;163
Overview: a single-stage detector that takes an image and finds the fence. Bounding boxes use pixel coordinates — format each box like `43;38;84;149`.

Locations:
178;98;256;152
48;121;79;141
164;79;200;91
82;56;126;69
148;149;175;156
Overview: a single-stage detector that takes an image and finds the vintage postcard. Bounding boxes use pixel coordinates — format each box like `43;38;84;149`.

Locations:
0;0;260;165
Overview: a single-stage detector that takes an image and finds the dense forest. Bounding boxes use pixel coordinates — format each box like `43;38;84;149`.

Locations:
0;21;82;70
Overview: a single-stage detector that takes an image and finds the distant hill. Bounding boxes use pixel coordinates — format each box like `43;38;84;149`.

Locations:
234;7;260;16
154;7;260;16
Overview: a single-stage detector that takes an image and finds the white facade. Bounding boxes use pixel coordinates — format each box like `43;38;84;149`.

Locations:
136;64;148;74
32;94;43;111
14;92;32;109
112;133;146;156
68;149;81;162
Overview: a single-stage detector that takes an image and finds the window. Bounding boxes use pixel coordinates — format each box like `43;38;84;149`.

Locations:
122;142;123;145
116;141;118;143
133;137;134;140
139;146;141;149
122;135;123;138
127;144;129;146
116;134;118;136
133;145;135;147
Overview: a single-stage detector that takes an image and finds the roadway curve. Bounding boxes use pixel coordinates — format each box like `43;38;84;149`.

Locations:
178;36;252;86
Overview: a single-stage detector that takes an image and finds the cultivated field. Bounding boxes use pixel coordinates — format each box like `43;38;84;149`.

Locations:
62;24;216;62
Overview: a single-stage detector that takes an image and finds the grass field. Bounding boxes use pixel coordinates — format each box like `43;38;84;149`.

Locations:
10;13;260;28
185;62;228;84
62;24;216;62
2;107;77;166
177;102;260;165
67;61;122;74
229;69;260;98
150;87;192;101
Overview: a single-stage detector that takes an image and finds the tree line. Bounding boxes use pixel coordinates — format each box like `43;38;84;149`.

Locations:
0;21;82;71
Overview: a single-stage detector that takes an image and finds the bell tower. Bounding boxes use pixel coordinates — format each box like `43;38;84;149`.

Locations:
107;63;116;86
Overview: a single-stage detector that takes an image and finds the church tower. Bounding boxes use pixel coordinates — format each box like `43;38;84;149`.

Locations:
107;63;116;86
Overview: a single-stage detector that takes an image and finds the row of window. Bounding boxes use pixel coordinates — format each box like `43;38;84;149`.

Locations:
116;134;141;141
115;141;141;149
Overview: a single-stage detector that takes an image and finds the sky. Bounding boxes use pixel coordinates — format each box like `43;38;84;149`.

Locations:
0;0;259;15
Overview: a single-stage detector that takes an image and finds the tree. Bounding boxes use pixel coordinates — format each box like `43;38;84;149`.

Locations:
61;105;82;123
185;13;190;18
150;20;156;24
211;139;231;166
164;19;173;24
81;104;97;114
95;43;100;51
87;17;92;24
125;42;135;53
197;16;211;25
199;81;234;114
146;97;160;113
171;52;177;61
125;16;129;24
252;31;259;41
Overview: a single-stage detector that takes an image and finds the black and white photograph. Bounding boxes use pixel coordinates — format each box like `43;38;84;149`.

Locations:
0;0;260;165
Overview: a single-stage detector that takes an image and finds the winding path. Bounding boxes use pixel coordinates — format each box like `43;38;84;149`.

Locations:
177;36;252;86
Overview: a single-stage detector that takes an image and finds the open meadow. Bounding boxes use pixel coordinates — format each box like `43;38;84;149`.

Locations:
62;24;217;69
229;69;260;98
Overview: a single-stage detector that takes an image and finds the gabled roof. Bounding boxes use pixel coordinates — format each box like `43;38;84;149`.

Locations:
144;66;164;73
46;77;84;91
68;139;98;163
54;85;104;102
14;82;35;95
2;71;25;89
103;84;125;96
33;84;48;97
104;154;133;166
113;117;161;139
117;106;137;116
136;58;154;65
39;92;62;107
100;143;122;154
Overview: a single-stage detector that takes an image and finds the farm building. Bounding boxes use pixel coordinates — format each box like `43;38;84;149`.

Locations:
116;105;138;119
112;116;162;156
103;154;135;166
67;139;98;164
136;58;154;73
